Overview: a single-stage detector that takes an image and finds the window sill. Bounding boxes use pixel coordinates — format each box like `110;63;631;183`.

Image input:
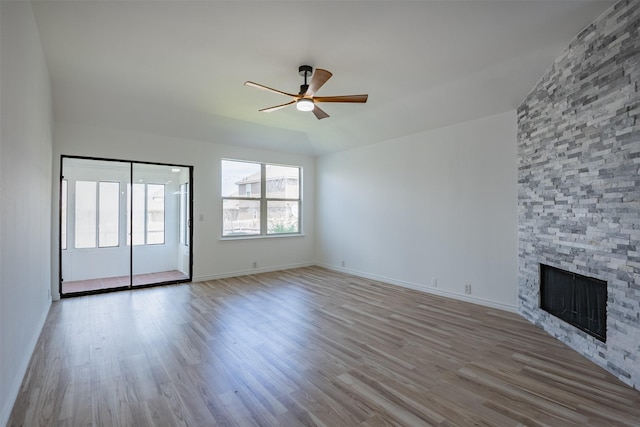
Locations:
220;233;305;241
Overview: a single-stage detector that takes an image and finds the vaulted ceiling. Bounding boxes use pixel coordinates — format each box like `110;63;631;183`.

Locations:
32;0;614;156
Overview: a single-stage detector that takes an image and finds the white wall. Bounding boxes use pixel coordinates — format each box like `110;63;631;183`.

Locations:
0;1;53;424
316;111;518;310
52;122;316;299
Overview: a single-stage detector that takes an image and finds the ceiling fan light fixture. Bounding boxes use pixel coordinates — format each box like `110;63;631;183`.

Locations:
296;98;314;112
245;66;367;120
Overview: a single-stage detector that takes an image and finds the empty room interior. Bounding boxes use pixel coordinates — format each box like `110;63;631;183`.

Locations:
1;0;639;425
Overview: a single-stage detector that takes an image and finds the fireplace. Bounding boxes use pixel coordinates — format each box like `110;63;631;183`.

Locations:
539;264;607;342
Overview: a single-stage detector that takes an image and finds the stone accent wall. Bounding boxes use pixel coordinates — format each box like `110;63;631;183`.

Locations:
517;0;640;390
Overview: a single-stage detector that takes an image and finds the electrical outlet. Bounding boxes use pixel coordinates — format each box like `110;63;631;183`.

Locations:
341;260;345;267
199;214;204;222
47;288;51;299
465;284;472;294
252;261;257;269
432;278;438;287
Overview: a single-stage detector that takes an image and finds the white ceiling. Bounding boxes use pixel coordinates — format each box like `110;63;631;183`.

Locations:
32;0;614;156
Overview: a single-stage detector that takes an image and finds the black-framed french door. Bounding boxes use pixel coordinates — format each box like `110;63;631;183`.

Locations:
59;156;193;297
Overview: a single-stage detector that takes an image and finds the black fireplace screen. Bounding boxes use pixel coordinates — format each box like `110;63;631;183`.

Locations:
540;264;607;342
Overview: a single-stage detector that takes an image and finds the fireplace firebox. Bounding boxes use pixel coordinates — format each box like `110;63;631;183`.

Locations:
539;264;607;342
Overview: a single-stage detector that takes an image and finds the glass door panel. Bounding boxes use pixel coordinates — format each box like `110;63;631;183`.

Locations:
60;157;131;295
131;163;191;287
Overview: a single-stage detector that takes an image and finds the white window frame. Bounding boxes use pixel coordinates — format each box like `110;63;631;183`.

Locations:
221;159;302;238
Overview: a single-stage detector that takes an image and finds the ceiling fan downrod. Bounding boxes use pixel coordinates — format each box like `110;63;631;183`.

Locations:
298;65;312;95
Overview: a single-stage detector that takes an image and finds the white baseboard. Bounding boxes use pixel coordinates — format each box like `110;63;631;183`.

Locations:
194;262;518;313
193;262;314;283
318;263;518;313
1;301;51;427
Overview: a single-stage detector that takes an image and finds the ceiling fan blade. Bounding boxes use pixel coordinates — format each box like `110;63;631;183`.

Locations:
314;94;368;103
306;69;333;96
312;105;330;120
259;100;296;113
244;81;296;98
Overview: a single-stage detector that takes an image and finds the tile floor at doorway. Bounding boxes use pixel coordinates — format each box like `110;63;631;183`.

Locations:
62;270;188;294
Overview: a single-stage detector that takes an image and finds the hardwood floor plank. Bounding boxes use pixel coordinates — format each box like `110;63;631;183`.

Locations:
337;372;435;426
156;381;197;427
301;368;371;424
457;365;590;424
8;266;640;426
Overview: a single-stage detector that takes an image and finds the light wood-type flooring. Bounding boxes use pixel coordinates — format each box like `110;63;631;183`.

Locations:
9;267;640;426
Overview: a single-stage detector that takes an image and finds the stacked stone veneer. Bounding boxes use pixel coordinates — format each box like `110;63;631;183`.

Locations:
517;0;639;390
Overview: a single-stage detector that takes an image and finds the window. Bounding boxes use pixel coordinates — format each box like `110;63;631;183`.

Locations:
98;182;120;247
179;183;189;246
222;160;301;237
75;181;97;248
147;184;165;244
127;183;166;245
74;180;120;248
61;179;68;250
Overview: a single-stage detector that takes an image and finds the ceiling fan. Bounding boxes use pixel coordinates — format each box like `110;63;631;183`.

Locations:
244;65;368;120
